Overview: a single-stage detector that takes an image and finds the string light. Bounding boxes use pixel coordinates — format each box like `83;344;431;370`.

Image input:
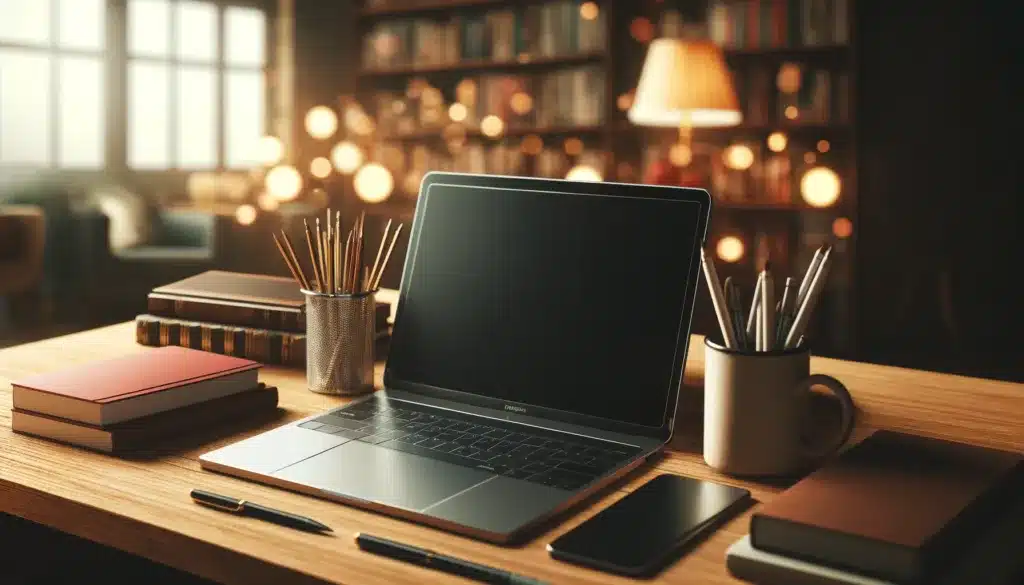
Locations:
353;163;394;203
801;166;841;208
304;106;338;140
330;141;364;174
716;236;745;263
265;165;303;201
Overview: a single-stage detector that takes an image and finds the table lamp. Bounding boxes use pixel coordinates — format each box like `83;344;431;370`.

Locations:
629;38;742;152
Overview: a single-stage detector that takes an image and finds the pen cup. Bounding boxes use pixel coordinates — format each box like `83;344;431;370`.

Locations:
702;337;856;477
303;289;375;396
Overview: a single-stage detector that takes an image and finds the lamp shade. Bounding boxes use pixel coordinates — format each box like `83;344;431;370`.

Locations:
628;38;742;128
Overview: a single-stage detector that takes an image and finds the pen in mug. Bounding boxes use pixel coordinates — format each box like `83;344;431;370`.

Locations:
760;263;775;353
785;245;833;348
775;277;796;349
701;249;737;349
724;277;747;350
796;244;824;307
745;272;763;341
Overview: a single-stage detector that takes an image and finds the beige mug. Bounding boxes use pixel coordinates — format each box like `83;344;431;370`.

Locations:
702;338;856;477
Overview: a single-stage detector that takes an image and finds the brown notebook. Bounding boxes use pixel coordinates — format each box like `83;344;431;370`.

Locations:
11;346;261;426
750;430;1024;584
12;384;278;453
148;270;391;333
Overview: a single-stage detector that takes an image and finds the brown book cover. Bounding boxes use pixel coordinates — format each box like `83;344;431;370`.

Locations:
750;430;1024;584
148;270;391;333
135;314;308;367
11;346;261;426
12;384;279;454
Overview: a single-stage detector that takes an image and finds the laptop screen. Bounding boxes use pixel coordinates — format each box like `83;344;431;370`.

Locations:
387;182;702;429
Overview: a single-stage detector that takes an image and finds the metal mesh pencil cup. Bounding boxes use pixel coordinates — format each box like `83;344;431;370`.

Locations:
303;289;375;396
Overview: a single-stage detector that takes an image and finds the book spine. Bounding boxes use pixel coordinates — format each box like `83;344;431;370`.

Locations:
136;315;306;367
147;295;305;333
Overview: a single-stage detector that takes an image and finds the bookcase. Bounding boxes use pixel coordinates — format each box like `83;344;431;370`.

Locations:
346;0;857;358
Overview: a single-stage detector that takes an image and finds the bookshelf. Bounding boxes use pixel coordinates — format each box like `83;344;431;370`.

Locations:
346;0;858;357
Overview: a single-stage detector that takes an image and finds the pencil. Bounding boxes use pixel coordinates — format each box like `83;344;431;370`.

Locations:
272;233;303;286
280;231;310;291
303;219;322;292
368;219;392;291
371;224;403;291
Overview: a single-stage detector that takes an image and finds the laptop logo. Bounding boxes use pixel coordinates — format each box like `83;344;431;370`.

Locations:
504;404;527;414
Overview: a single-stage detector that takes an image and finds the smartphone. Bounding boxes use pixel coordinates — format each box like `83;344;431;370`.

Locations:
547;474;751;577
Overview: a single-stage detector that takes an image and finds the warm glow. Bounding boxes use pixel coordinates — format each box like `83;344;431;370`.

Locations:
480;115;504;138
421;87;443;108
566;164;603;182
403;170;424;196
617;92;634;112
833;217;853;238
265;165;303;201
817;139;831;153
353;162;394;203
784;106;799;120
443;123;468;151
804;152;817;164
521;134;543;156
563;137;583;156
509;92;533;115
777;63;802;94
373;31;399;59
330;141;364;174
421;107;442;125
406;77;428;100
305;106;338;140
616;161;636;181
801;166;841;208
256;192;279;211
256;136;284;166
716;236;745;263
767;132;788;153
235;204;257;226
456;78;477;105
629;17;654;43
391;100;407;115
448;102;468;122
723;144;754;170
310;156;332;179
669;143;693;167
580;1;599;21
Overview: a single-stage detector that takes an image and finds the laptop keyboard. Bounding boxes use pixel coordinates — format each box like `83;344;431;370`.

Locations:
298;397;644;491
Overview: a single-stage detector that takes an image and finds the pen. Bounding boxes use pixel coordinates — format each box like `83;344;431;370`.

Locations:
796;245;824;307
760;263;774;352
775;277;795;349
701;249;737;349
724;277;747;350
355;532;548;585
190;489;332;533
745;271;763;341
785;245;833;349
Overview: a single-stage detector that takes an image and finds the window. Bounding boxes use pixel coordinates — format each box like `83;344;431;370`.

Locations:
0;0;106;168
127;0;267;170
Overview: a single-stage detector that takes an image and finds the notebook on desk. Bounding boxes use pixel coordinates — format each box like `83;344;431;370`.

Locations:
200;172;712;544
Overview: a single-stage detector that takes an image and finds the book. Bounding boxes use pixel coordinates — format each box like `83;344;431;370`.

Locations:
750;430;1024;584
11;346;261;426
135;314;307;367
12;384;279;454
148;270;392;333
728;493;1024;585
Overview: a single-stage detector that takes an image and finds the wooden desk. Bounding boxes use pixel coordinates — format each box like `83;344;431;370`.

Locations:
1;323;1021;585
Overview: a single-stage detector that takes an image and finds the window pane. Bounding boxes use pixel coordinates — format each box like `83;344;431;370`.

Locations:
176;66;216;169
59;0;105;51
128;61;170;168
176;1;216;63
225;71;264;168
58;56;104;168
225;7;266;67
0;50;51;165
0;0;50;46
128;0;170;58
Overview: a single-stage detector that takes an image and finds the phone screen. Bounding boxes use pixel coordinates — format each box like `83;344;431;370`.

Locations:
547;474;751;576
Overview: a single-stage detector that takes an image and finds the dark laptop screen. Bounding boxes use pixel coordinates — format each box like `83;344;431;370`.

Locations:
387;183;702;428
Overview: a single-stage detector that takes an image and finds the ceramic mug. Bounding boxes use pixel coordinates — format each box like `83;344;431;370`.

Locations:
702;337;856;476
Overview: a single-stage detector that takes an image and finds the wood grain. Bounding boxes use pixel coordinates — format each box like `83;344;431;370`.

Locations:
0;323;1021;585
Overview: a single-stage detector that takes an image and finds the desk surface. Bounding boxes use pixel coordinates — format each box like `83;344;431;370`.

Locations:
1;323;1021;585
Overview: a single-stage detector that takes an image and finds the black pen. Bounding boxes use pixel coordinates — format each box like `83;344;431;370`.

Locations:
190;489;331;533
355;532;548;585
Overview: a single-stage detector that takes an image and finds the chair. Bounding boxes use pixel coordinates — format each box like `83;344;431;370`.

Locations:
0;205;46;332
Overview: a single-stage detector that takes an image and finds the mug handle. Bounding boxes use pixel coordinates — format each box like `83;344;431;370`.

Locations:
796;374;856;462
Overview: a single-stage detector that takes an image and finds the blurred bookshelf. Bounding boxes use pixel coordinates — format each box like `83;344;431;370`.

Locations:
346;0;858;357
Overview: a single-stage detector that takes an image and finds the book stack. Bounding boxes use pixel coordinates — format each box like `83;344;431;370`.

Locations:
135;271;392;367
727;431;1024;584
11;346;277;454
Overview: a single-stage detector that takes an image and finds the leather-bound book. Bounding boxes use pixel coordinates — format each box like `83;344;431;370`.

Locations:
750;430;1023;584
147;270;391;333
11;346;260;425
13;384;279;454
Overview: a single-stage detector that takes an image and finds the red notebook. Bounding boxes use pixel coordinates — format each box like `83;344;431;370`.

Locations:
11;346;260;426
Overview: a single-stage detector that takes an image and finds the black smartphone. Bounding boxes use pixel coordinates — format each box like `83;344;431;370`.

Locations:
547;474;751;577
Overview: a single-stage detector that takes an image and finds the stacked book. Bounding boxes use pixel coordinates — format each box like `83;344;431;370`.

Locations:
727;431;1024;584
135;271;392;367
11;346;277;453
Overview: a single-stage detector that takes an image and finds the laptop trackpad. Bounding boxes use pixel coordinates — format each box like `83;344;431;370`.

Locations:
270;440;493;512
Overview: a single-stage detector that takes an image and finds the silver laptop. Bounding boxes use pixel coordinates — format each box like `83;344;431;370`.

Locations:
200;172;712;544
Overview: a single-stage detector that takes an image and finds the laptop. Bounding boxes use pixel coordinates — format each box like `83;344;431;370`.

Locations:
200;172;712;544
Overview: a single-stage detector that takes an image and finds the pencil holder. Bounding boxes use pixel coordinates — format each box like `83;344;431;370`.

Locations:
303;289;375;396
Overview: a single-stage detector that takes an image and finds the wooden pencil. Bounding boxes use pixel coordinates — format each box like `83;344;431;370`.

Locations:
303;219;322;292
